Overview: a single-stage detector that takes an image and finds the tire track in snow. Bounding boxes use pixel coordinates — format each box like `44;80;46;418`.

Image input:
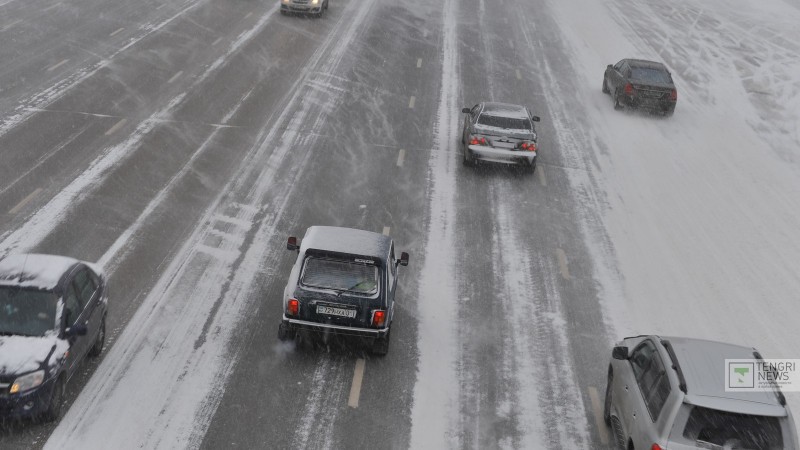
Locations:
490;182;589;449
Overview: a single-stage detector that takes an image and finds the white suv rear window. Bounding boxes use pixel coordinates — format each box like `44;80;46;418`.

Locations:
683;406;783;449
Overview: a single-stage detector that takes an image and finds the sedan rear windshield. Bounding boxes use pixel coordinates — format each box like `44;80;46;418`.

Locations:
682;406;783;449
630;67;672;84
0;287;58;337
301;258;379;295
477;114;531;131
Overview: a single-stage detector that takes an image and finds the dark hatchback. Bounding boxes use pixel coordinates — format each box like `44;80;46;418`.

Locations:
0;254;108;421
278;226;408;355
603;58;678;115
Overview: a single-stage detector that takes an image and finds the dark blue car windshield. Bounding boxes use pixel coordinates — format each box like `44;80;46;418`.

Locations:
0;287;58;337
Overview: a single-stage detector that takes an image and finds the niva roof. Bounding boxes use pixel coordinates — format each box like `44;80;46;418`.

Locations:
300;226;392;261
0;254;79;290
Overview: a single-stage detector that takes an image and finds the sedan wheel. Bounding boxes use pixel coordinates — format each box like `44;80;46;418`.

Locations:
613;91;624;110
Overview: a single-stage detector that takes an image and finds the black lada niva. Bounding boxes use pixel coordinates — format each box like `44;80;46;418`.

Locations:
278;226;408;355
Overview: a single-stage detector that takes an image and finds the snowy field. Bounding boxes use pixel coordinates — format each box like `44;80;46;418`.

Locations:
547;0;800;431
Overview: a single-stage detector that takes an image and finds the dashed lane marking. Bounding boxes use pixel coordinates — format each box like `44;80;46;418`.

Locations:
43;3;61;12
244;12;252;19
408;96;415;109
396;149;405;167
104;118;128;136
537;163;546;186
1;19;23;32
508;38;515;49
167;71;183;83
9;188;43;215
156;3;166;9
109;27;125;37
211;37;222;46
347;358;366;408
516;69;522;80
556;248;571;280
587;386;611;445
46;59;69;72
416;58;422;68
382;226;390;236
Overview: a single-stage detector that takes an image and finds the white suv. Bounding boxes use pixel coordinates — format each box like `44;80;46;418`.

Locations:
604;335;798;450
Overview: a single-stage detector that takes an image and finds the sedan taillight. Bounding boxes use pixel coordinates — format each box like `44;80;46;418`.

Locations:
469;135;488;146
624;83;634;95
518;141;537;152
287;298;299;316
372;310;386;327
669;89;677;101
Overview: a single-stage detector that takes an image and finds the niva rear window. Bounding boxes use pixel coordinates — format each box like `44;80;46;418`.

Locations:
683;406;783;449
300;258;378;295
477;114;531;131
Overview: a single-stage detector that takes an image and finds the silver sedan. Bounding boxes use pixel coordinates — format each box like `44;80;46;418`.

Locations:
460;102;541;172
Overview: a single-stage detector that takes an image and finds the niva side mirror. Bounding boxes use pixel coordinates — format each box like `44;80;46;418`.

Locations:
398;252;410;267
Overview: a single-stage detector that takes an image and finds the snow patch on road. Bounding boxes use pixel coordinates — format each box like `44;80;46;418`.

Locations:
409;0;462;446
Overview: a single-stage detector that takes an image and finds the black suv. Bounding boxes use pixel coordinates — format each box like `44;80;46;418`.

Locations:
603;58;678;115
277;226;409;355
0;254;108;421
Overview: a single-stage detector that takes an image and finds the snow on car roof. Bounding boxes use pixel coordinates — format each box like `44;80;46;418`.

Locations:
300;226;391;261
481;102;529;119
663;336;787;411
626;58;668;70
0;254;79;290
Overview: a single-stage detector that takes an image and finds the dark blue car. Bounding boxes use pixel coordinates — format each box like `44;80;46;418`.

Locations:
278;226;408;355
0;254;108;421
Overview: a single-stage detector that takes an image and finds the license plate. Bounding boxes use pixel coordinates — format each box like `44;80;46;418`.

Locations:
317;305;356;318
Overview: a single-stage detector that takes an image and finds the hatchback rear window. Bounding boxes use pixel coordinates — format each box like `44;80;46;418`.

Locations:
630;67;672;84
301;258;378;294
682;406;783;449
477;114;531;130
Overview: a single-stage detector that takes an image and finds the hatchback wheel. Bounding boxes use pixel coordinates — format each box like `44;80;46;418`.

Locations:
41;377;65;422
278;322;295;341
88;317;106;357
372;331;390;356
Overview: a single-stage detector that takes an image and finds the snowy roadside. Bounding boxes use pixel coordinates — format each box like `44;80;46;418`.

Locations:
546;0;800;430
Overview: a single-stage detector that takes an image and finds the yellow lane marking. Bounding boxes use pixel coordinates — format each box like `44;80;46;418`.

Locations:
347;358;366;408
408;96;415;109
104;118;128;136
382;226;390;236
9;188;43;215
556;248;571;280
537;163;546;186
47;59;69;72
168;71;183;83
397;149;405;167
